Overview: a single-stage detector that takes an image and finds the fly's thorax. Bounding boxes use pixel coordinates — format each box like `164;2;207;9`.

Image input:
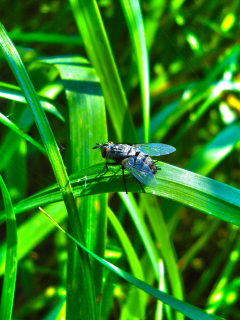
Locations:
105;144;134;160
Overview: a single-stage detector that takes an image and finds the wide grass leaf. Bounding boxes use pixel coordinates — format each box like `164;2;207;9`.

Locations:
3;161;240;228
0;22;96;318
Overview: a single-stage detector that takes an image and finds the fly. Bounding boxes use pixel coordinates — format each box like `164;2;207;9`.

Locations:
93;142;176;194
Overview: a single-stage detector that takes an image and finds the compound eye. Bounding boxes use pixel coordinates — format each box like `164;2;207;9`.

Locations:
102;147;108;158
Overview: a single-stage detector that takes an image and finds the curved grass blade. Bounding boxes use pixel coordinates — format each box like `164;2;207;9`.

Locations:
0;111;47;155
0;107;33;173
172;80;240;145
164;121;240;232
0;81;65;122
9;161;240;228
120;0;149;142
42;208;225;320
69;0;138;142
0;23;97;318
0;202;67;276
185;122;240;175
0;175;17;320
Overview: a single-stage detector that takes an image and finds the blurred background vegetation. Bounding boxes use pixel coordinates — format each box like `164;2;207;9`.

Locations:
0;0;240;319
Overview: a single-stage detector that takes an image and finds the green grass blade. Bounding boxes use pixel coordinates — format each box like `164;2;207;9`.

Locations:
107;207;146;319
120;0;149;142
178;219;221;272
206;233;240;312
9;31;83;46
144;0;166;49
8;161;240;228
69;0;138;142
119;192;160;278
42;209;225;320
37;55;107;317
0;175;17;320
0;111;47;155
0;23;96;318
0;202;67;276
141;195;184;320
107;207;144;280
0;107;33;173
0;81;65;122
185;122;240;175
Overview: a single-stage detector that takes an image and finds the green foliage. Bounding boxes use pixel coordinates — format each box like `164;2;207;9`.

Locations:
0;0;240;319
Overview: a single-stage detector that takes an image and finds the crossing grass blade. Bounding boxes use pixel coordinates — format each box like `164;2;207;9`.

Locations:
0;81;65;122
41;207;226;320
0;22;97;318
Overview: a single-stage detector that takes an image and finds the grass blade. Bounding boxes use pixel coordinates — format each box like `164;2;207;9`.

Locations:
120;0;149;142
0;175;17;320
69;0;138;142
8;161;240;228
41;208;225;320
0;23;96;318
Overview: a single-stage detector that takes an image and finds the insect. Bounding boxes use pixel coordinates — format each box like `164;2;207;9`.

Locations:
93;142;176;194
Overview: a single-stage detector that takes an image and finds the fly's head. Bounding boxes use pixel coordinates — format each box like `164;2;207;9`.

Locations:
92;142;114;158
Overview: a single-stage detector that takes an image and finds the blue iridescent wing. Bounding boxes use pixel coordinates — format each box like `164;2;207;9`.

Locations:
134;143;176;156
122;157;157;188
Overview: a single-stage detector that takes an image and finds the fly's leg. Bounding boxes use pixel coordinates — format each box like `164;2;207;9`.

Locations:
153;160;161;173
122;166;128;194
122;166;146;194
100;162;120;176
135;179;146;193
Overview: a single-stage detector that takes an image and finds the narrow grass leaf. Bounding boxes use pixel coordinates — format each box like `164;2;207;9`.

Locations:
69;0;138;142
120;0;150;142
0;111;47;155
185;122;240;175
0;107;33;173
144;0;166;49
0;176;17;320
0;81;65;122
107;207;146;319
9;31;83;46
119;192;160;278
0;202;67;276
140;194;184;320
42;208;226;320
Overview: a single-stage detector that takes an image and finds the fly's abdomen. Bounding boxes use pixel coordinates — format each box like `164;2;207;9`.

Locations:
145;156;157;173
137;153;157;173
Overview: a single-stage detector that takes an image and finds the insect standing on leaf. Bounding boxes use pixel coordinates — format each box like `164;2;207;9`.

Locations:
93;142;176;194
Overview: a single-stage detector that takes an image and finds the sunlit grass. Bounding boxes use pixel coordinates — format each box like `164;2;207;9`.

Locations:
0;0;240;319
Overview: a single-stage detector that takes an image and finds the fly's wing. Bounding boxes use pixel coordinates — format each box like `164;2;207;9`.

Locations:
122;157;157;188
134;143;176;156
